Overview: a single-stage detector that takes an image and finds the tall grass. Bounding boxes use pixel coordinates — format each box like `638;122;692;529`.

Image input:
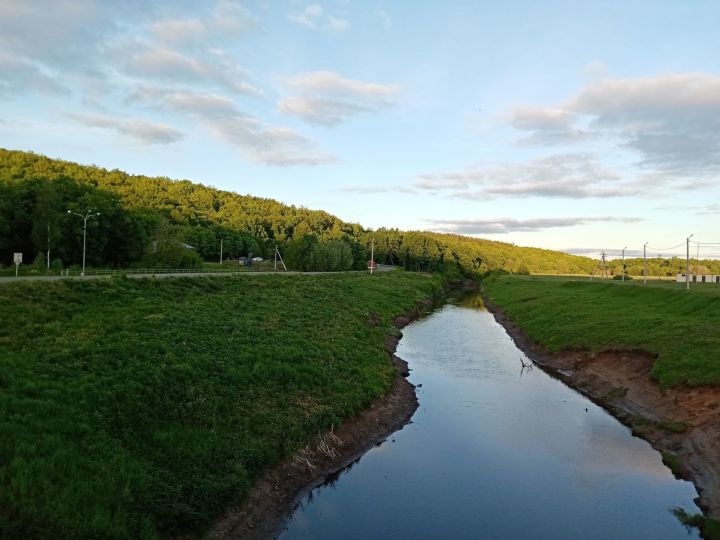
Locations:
0;272;442;539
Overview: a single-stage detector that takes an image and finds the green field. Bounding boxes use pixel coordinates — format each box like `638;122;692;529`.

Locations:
482;274;720;387
0;272;442;539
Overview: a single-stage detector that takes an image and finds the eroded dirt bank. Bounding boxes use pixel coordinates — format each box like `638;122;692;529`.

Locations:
483;296;720;520
204;297;438;540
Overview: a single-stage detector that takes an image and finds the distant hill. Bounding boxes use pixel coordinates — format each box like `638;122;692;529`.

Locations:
0;148;595;275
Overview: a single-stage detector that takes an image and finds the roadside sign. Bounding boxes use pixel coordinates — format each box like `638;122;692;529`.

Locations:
368;260;376;269
13;252;22;277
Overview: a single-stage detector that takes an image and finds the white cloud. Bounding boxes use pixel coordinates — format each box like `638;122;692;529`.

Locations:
150;1;255;45
290;3;349;32
416;153;630;199
68;112;184;144
278;97;371;127
427;216;642;235
279;71;400;126
123;44;263;97
338;185;416;194
510;73;720;175
204;116;335;166
508;106;588;145
285;70;399;97
127;86;236;115
128;86;334;166
0;53;70;96
326;15;350;32
151;18;207;44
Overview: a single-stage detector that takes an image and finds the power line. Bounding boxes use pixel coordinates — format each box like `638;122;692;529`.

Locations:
646;242;685;251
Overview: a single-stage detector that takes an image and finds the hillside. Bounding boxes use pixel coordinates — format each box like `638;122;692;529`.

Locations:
0;148;594;275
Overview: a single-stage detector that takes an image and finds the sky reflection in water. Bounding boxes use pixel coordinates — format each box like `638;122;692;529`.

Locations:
279;293;700;540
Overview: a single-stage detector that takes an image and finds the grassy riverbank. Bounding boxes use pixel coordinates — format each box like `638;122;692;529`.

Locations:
482;274;720;387
0;272;442;539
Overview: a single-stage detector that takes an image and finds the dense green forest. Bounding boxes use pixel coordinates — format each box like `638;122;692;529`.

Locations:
0;148;613;275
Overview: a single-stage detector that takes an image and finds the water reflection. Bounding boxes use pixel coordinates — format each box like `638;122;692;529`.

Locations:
279;292;700;540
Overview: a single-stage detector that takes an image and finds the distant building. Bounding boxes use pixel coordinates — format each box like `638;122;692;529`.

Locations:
676;273;720;283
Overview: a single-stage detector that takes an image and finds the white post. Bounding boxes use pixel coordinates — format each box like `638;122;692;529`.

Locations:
686;234;693;290
220;237;223;265
370;238;374;275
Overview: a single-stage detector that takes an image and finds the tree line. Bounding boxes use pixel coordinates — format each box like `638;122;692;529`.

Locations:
1;148;600;275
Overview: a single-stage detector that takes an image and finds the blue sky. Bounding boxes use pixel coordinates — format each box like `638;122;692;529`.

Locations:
2;0;719;259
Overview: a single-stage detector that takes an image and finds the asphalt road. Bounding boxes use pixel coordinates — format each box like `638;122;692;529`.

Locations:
0;265;397;284
0;271;292;284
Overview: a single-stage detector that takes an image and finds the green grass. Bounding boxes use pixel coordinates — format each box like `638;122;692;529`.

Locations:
0;271;443;539
482;274;720;387
672;507;720;540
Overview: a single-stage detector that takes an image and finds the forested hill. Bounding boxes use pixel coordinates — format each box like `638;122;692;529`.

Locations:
0;148;595;275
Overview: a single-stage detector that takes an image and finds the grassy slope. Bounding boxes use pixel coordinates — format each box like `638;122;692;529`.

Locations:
0;272;442;539
483;275;720;387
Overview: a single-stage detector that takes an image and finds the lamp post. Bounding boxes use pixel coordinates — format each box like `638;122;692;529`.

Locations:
68;210;100;276
686;234;694;290
621;246;627;281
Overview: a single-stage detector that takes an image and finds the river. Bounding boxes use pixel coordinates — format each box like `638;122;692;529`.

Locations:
278;293;701;539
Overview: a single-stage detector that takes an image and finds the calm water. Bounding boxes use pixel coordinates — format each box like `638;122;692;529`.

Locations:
279;293;700;539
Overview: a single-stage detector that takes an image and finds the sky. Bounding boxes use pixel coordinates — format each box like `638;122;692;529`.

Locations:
1;0;719;260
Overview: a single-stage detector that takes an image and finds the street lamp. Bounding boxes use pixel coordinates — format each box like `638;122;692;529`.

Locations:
621;246;627;282
686;233;694;290
68;210;100;276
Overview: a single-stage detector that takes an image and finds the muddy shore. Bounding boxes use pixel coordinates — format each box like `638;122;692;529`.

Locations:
482;294;720;521
204;296;438;540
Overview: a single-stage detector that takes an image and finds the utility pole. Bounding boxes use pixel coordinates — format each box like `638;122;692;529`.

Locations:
68;209;100;277
600;251;607;279
370;237;374;275
621;246;627;281
686;235;692;289
220;237;223;265
274;244;277;271
643;242;648;285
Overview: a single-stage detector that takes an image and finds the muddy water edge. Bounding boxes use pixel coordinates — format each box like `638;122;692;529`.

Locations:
205;290;447;540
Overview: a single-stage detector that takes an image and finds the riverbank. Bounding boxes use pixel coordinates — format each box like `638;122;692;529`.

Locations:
205;296;439;539
0;272;443;539
481;278;720;536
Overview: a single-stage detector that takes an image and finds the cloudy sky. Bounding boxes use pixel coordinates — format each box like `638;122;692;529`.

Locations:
2;0;719;259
